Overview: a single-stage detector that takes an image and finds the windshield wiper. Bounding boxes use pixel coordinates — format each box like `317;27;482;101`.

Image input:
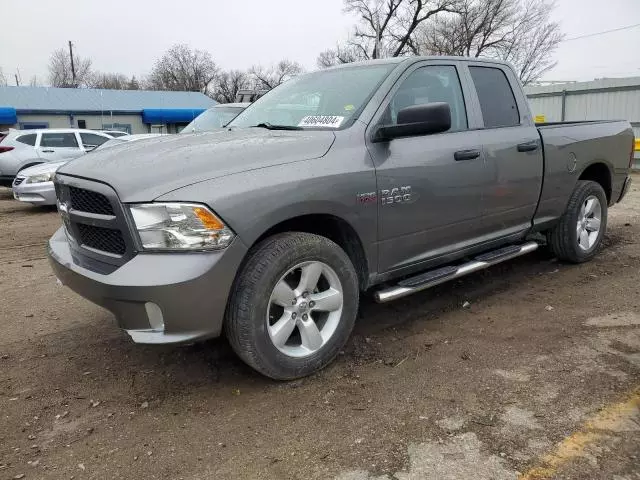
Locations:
252;122;304;131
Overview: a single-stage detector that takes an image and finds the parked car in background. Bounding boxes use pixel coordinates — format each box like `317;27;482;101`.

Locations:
99;130;129;138
182;103;249;133
12;134;163;206
0;129;114;187
98;133;164;150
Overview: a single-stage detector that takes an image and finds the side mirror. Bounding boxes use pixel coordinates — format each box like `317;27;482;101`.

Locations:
373;102;452;142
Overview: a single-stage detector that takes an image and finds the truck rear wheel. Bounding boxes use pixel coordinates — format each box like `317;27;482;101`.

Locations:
225;232;359;380
546;180;608;263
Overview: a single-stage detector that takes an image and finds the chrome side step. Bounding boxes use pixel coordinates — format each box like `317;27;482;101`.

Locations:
374;241;539;303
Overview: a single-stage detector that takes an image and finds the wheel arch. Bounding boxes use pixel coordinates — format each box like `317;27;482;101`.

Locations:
252;213;370;291
578;162;612;204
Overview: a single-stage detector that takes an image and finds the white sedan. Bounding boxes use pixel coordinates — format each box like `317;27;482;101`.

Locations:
12;134;163;206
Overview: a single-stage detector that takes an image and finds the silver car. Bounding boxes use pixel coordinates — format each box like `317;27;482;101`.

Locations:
12;134;163;206
182;103;250;133
0;128;113;187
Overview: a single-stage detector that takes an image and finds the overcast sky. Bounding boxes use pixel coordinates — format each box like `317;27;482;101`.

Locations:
0;0;638;85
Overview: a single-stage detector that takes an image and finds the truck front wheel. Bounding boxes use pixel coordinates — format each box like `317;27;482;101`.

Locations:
225;232;359;380
546;180;608;263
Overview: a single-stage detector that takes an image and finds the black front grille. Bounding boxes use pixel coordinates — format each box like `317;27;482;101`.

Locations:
69;186;114;216
77;224;126;255
55;178;133;265
13;177;24;186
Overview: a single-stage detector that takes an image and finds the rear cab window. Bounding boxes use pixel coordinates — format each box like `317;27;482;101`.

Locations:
40;133;79;148
16;134;37;146
469;66;520;128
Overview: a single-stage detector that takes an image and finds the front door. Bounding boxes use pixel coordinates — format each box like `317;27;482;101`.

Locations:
367;62;488;274
37;132;83;162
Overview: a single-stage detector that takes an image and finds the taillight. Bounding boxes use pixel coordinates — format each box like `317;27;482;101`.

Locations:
0;146;14;153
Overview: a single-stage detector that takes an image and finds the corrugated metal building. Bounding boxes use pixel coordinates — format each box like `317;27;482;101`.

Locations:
525;77;640;167
0;86;216;134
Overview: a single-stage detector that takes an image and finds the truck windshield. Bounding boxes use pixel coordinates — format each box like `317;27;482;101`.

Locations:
227;64;396;131
183;106;246;133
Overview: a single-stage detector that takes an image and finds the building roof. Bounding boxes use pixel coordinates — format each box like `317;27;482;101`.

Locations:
0;86;216;113
525;76;640;97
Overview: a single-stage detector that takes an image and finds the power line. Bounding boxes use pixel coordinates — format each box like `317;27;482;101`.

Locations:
562;23;640;42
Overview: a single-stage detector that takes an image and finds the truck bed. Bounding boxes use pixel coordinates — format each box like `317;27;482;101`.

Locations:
533;120;634;228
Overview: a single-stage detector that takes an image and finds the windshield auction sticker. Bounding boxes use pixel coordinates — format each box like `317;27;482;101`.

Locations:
298;116;345;128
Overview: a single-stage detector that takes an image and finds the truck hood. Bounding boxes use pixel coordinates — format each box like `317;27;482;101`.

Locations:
57;128;336;202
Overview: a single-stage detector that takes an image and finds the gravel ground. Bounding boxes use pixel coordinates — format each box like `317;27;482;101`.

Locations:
0;178;639;480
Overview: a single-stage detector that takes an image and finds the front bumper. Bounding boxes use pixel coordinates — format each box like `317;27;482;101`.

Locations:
47;227;248;344
12;179;57;205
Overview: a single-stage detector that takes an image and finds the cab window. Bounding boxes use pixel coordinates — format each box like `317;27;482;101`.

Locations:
383;65;468;132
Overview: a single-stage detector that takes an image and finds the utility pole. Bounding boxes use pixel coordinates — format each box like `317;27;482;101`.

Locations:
68;40;77;87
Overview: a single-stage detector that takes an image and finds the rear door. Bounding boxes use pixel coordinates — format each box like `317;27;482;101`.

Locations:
37;132;83;162
13;133;39;159
464;62;544;238
367;60;488;274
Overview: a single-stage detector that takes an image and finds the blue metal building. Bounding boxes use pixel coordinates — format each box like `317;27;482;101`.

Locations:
0;86;216;134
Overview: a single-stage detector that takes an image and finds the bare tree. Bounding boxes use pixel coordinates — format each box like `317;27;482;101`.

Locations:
89;73;140;90
418;0;562;84
211;70;250;103
0;67;7;87
127;76;141;90
317;0;456;67
316;44;365;68
28;76;41;87
147;44;218;94
249;60;304;90
47;48;93;88
90;72;130;90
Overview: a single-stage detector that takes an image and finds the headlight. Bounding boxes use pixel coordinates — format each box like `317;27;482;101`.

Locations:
26;172;54;184
128;203;235;251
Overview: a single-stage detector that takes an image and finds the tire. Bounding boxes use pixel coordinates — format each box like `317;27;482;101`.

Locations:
546;180;608;263
225;232;359;380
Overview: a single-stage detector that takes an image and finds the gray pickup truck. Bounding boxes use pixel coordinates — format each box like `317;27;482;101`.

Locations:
48;57;634;379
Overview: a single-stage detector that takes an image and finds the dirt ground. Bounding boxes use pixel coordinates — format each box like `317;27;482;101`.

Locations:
1;179;639;480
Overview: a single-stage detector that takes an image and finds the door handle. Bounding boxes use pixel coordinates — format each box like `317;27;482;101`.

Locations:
517;142;539;152
454;149;481;161
41;149;55;153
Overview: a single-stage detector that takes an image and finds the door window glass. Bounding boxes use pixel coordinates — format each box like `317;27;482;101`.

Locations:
40;133;79;148
469;66;520;128
80;133;109;148
384;65;468;132
16;134;37;146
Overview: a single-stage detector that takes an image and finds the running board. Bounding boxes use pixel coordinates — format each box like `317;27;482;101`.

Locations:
374;241;539;303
